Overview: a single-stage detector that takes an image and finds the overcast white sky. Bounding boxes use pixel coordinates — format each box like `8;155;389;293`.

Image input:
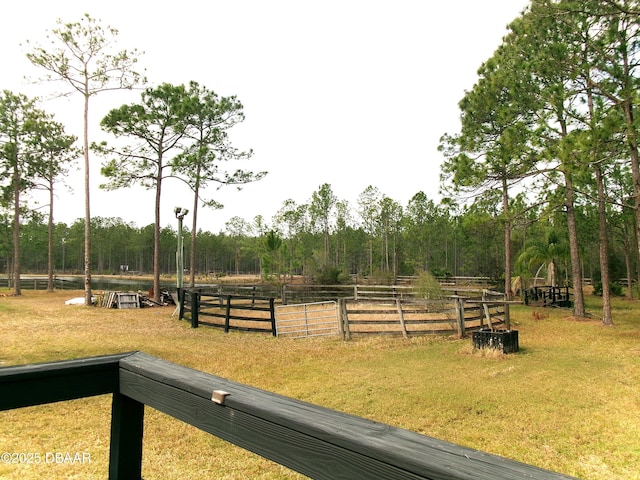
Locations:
1;0;529;232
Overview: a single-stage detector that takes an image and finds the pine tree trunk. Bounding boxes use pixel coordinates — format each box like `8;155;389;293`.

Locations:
83;92;92;306
595;166;613;325
564;172;586;318
153;169;162;304
48;182;54;292
12;168;21;296
621;100;640;305
189;177;200;288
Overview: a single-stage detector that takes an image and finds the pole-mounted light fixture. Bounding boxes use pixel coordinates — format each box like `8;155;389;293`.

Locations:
174;207;189;316
174;206;189;220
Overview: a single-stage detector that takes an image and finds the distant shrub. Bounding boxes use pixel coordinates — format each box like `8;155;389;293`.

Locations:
593;282;623;297
412;271;443;300
314;266;345;285
429;267;451;279
369;269;395;285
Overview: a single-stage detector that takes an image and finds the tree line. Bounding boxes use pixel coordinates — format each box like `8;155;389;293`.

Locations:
0;181;628;294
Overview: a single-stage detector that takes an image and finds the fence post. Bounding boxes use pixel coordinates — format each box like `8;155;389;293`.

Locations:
109;392;144;480
191;292;199;328
340;299;351;340
395;298;408;339
178;288;185;320
454;296;466;337
483;303;493;329
504;302;511;330
481;290;493;329
224;295;232;333
269;298;277;336
337;299;345;340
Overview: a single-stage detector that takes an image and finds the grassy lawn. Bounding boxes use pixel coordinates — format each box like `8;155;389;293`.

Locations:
0;289;639;479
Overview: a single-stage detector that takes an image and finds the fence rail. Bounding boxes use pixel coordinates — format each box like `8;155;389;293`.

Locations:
280;284;493;304
0;352;576;479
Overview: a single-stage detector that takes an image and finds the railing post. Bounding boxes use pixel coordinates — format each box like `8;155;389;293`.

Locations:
109;392;144;480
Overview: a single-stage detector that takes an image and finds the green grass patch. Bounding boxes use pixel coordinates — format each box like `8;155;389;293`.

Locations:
0;290;639;479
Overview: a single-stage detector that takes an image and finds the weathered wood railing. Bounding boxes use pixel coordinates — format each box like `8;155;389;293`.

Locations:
0;352;576;479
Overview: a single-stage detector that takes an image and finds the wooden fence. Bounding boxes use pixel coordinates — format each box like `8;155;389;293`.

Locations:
339;294;509;339
179;288;510;339
0;276;74;290
0;351;577;479
178;289;276;335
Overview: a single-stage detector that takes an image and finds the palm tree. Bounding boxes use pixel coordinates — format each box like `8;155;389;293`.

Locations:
517;229;569;287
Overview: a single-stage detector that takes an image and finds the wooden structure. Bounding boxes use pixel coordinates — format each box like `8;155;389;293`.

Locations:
524;286;573;308
0;351;577;479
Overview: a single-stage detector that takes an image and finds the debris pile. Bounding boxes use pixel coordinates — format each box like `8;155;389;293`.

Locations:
65;290;176;308
96;291;140;308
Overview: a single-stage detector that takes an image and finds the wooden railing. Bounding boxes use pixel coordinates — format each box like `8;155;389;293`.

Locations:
0;352;577;479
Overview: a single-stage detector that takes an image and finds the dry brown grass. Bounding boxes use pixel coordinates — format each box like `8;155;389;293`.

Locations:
1;289;639;479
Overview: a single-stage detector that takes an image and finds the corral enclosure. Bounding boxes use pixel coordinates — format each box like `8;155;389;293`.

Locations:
178;284;508;338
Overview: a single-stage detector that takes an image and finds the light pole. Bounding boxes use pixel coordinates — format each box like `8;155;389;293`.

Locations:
174;207;189;314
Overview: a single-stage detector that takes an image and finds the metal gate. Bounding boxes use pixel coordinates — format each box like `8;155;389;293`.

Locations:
274;301;339;338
